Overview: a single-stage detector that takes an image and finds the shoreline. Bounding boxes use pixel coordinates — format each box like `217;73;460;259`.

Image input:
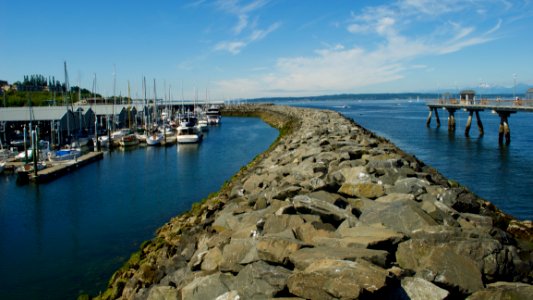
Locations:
94;104;532;299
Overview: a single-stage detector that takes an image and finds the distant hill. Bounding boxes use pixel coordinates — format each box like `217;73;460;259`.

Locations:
244;84;532;103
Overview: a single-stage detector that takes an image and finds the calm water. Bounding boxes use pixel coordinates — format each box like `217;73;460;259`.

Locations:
283;99;533;221
0;117;278;300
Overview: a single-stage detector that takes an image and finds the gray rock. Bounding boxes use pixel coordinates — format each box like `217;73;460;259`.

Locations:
181;272;234;300
289;246;389;270
359;200;438;234
287;259;389;299
389;177;429;196
293;222;337;244
307;190;348;208
401;277;449;300
291;195;358;227
396;239;484;295
263;214;305;235
338;182;386;199
467;282;533;300
201;247;224;272
215;290;241;300
257;236;304;265
231;261;292;299
336;225;405;249
375;192;415;203
146;286;179;300
272;186;302;200
220;238;259;272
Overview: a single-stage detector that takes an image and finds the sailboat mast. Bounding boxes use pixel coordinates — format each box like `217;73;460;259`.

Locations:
64;61;71;143
153;78;157;127
128;80;131;129
112;65;116;131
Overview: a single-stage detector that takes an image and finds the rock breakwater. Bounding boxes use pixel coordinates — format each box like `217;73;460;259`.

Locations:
96;104;532;299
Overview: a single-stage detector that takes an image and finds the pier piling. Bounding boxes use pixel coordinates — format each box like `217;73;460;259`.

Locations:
475;111;484;136
447;108;456;132
465;110;484;137
497;112;512;145
426;107;441;127
426;108;433;127
465;110;473;137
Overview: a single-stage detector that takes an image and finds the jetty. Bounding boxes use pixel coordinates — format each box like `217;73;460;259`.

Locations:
95;104;532;299
426;90;533;145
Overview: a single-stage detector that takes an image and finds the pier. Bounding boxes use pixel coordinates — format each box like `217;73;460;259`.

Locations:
426;96;533;145
9;151;104;183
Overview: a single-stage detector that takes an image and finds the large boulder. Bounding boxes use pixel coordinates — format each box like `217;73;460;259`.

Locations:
396;239;484;296
287;259;389;299
359;200;438;234
263;214;305;235
338;182;386;199
220;238;259;272
291;195;358;227
289;246;389;270
467;282;533;300
257;236;304;265
180;273;234;300
230;261;292;299
145;286;179;300
400;277;449;300
336;225;405;249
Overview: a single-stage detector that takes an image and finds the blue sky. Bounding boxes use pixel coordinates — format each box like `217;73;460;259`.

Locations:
2;0;532;99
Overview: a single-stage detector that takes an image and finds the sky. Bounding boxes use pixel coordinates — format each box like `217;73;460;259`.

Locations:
2;0;533;99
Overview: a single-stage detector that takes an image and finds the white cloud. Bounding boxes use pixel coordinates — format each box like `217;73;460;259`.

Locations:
213;0;514;98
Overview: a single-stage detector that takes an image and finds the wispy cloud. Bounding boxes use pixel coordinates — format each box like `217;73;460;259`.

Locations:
214;21;281;54
215;0;270;34
214;0;517;97
213;0;280;54
214;41;247;55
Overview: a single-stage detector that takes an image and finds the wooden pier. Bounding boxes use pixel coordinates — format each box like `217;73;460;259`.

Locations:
426;98;533;145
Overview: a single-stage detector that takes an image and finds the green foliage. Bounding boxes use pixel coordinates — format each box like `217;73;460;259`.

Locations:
2;88;102;107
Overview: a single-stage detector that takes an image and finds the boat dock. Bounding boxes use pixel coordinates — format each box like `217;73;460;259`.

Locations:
32;151;103;183
9;151;104;183
426;97;533;145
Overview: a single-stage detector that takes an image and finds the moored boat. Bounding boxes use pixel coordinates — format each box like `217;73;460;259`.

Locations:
48;147;82;162
146;133;164;146
206;106;221;125
119;134;139;147
176;126;201;144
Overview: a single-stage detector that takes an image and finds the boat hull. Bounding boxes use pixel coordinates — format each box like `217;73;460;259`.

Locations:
177;135;200;144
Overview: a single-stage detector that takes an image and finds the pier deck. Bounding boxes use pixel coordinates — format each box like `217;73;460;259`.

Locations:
30;151;104;183
426;98;533;145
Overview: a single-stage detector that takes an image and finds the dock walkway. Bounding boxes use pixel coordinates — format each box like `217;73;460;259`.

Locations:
12;151;105;183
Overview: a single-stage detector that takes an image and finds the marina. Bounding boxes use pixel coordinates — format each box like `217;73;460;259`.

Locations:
0;116;278;299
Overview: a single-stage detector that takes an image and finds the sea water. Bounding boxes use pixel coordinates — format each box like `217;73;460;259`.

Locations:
283;99;533;221
0;117;278;300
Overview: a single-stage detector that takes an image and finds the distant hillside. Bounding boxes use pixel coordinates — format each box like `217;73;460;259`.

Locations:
244;90;530;103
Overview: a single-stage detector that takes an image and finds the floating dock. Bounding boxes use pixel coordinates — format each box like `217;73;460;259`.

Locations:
12;151;104;183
